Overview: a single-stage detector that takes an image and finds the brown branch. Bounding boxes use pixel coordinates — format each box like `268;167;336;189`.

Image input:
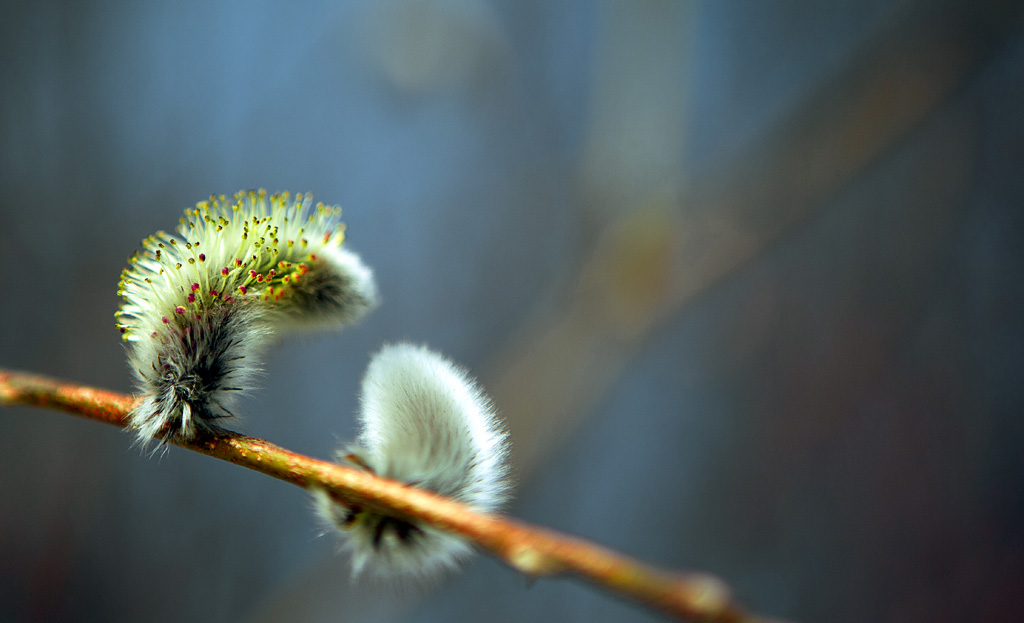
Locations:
0;369;782;623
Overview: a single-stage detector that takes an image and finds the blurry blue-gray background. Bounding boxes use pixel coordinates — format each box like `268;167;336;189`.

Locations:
2;1;1023;621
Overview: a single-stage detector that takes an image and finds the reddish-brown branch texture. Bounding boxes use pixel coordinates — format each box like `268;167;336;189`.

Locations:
0;369;781;622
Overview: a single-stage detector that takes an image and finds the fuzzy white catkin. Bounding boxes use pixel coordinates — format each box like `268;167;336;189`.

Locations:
314;343;511;581
116;190;378;443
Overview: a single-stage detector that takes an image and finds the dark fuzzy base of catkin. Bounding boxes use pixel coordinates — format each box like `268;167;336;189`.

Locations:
128;303;270;443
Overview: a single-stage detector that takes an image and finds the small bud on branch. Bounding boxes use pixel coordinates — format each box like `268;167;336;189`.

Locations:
317;343;511;580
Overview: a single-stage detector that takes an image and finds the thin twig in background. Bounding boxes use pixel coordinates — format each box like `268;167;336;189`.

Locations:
0;369;783;623
490;0;1023;481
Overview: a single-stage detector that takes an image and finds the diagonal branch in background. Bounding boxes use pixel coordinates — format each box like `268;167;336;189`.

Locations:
490;0;1024;479
0;369;783;623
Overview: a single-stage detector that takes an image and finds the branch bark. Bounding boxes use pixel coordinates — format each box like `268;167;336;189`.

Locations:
0;369;781;622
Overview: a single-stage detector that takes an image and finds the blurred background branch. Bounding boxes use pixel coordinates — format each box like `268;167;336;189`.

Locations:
490;0;1020;480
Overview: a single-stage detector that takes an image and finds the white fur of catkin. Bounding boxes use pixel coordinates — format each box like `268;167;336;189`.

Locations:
116;190;378;444
315;343;511;581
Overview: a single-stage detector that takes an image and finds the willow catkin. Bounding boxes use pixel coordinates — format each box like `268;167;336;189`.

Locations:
314;343;511;581
115;190;378;443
